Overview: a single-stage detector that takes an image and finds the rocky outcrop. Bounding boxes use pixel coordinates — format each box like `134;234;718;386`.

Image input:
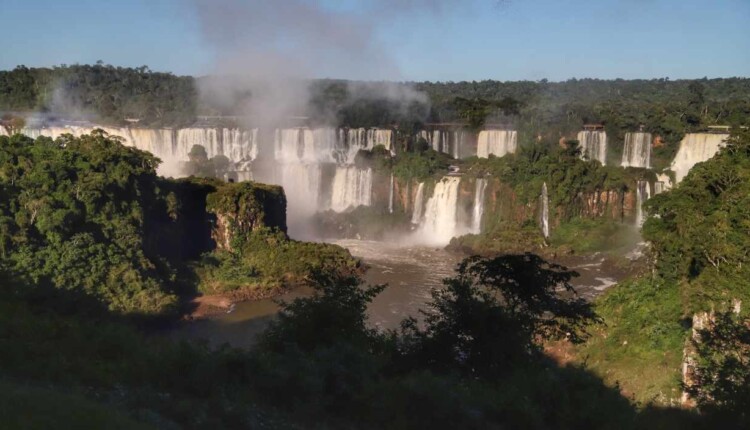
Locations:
206;182;287;251
681;300;743;407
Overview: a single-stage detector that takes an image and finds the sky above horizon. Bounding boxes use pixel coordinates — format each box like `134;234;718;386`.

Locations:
2;0;748;82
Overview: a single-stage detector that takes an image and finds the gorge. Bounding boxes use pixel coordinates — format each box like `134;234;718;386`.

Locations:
9;123;732;248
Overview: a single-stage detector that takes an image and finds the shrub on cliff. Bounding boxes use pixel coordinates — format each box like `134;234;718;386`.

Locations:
644;128;750;311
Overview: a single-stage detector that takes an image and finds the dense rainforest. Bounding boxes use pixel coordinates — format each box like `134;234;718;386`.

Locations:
0;64;197;126
0;129;748;428
2;64;750;428
0;131;357;316
3;64;749;146
577;128;750;421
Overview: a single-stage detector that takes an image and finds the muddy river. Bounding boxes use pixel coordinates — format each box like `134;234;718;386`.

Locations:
172;239;638;348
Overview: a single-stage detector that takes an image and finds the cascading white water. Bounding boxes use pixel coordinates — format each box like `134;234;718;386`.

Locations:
540;182;550;239
471;179;487;234
340;128;393;163
477;130;518;158
276;163;322;220
416;129;466;158
329;167;373;212
671;133;728;183
274;128;334;163
653;173;672;195
635;180;651;226
417;177;462;245
411;182;426;224
19;125;258;177
621;132;651;168
577;130;607;165
20;124;395;237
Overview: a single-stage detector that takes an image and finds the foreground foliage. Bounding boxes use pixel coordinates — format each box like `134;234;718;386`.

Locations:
688;310;750;421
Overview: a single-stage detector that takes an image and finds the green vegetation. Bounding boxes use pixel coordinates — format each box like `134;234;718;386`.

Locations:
0;131;357;315
0;298;291;429
184;144;234;178
0;131;179;315
687;310;750;421
550;218;637;254
577;279;686;405
4;65;749;164
447;142;649;255
644;128;750;312
249;255;639;428
0;380;153;430
449;222;546;255
205;180;288;238
0;123;743;426
574;128;750;420
2;65;750;427
416;78;750;147
0;64;196;126
461;141;641;208
195;228;360;294
368;147;452;183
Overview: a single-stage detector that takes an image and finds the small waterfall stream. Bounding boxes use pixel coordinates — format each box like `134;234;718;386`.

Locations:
621;132;651;168
577;130;608;165
635;181;651;226
411;182;426;224
477;130;518;158
417;177;462;245
540;182;550;239
671;133;728;183
471;179;488;233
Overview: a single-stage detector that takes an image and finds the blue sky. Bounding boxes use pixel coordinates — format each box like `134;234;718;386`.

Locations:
2;0;748;81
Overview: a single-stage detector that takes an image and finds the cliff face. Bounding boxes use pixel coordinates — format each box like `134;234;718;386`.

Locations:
144;179;288;257
206;182;287;251
419;176;639;234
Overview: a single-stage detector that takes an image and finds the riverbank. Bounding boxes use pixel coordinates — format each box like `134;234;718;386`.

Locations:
171;238;648;349
185;286;294;320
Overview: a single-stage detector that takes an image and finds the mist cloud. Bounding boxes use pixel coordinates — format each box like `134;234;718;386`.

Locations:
189;0;465;128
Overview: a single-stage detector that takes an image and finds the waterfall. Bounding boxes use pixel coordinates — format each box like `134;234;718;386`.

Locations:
329;167;373;212
471;179;488;234
417;177;462;245
671;133;728;183
621;132;651;168
654;173;672;195
176;128;220;159
411;182;426;224
276;163;321;220
274;128;336;164
20;124;400;237
388;174;394;214
577;130;607;165
454;130;467;159
540;182;550;239
417;130;449;154
19;125;258;177
477;130;518;158
635;180;651;226
416;129;464;158
342;128;392;164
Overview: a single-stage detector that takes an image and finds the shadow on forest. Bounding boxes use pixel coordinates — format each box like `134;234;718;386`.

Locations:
0;254;728;429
